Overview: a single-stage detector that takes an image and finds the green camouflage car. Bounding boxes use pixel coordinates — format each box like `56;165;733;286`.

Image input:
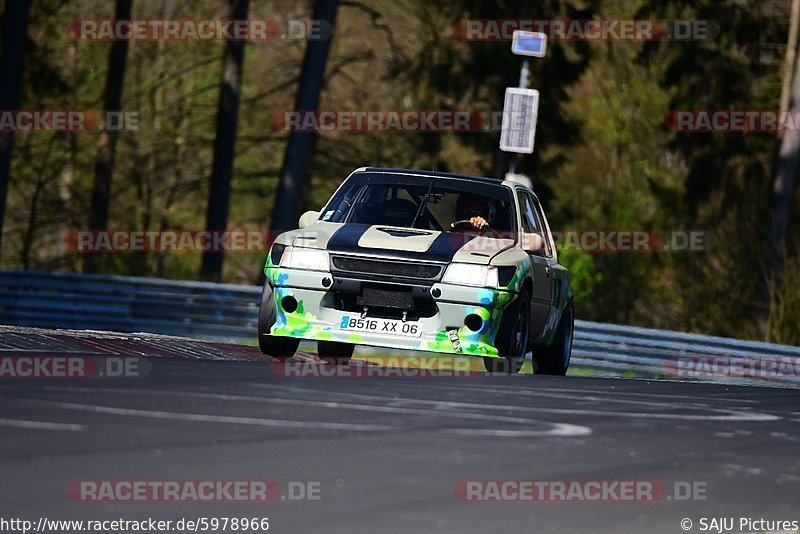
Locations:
259;167;574;374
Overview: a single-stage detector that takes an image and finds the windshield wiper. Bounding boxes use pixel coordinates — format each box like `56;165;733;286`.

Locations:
410;178;435;229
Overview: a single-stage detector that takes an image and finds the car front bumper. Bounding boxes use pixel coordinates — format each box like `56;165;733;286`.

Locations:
265;267;518;357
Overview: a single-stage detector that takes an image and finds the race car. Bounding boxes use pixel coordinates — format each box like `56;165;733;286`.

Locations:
258;167;573;374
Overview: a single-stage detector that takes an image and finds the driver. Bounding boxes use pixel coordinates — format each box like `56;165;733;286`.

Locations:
454;194;496;231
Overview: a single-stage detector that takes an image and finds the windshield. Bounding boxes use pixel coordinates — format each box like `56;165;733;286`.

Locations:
321;174;516;234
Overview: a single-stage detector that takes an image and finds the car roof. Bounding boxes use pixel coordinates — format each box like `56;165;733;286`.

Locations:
356;167;504;186
353;167;538;197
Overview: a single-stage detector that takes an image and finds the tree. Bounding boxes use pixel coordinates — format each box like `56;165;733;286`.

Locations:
268;0;340;236
0;0;33;260
84;0;134;273
200;0;250;282
779;0;800;114
637;0;786;339
392;0;595;197
770;50;800;284
769;0;800;291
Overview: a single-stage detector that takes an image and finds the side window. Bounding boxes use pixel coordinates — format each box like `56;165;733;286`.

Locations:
518;191;554;257
530;196;555;257
517;192;539;233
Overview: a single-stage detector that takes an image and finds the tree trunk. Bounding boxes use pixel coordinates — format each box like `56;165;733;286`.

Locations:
780;0;800;114
768;44;800;289
268;0;340;236
83;0;133;273
0;0;33;261
200;0;249;282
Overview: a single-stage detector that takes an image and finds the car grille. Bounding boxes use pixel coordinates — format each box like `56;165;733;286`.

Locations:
331;256;443;280
358;286;413;309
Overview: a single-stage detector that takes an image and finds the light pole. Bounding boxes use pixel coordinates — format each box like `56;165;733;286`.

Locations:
500;30;548;180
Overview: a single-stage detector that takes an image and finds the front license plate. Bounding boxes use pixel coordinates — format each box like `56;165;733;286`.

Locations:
339;316;422;338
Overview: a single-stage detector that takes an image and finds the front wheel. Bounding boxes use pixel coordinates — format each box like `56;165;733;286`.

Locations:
533;303;573;375
483;292;530;374
258;283;300;359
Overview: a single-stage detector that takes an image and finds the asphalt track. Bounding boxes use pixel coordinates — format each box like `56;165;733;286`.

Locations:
1;326;799;534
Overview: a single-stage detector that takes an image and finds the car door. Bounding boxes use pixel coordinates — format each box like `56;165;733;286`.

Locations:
530;194;567;338
517;191;554;340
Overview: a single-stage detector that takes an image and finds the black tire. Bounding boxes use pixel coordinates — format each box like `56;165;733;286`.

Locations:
534;303;573;375
317;340;355;365
483;291;531;374
258;283;300;359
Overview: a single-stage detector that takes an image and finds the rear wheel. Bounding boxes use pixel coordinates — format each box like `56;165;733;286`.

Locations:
534;303;573;375
257;283;300;359
483;292;530;374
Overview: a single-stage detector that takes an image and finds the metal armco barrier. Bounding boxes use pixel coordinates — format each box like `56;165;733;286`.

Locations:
1;270;798;384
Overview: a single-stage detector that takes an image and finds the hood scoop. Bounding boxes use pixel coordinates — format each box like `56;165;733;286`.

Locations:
376;227;433;238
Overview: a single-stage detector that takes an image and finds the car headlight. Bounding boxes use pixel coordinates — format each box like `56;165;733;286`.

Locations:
441;264;499;288
280;246;330;271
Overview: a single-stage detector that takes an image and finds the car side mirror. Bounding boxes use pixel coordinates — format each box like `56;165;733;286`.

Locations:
298;210;320;229
522;232;544;254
